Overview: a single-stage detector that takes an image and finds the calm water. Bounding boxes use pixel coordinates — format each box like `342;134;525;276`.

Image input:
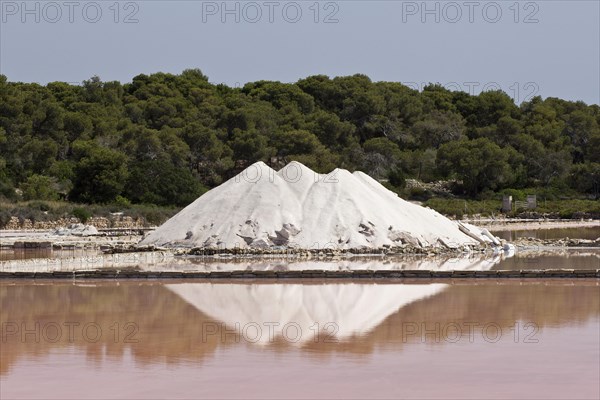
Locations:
1;280;598;399
0;249;102;261
148;250;600;272
492;226;600;241
493;250;600;270
1;249;599;272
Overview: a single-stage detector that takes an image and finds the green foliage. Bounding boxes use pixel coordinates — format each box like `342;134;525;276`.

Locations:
408;187;431;201
499;188;527;201
0;200;180;228
27;201;51;212
424;198;502;217
123;204;179;226
536;200;600;219
412;110;466;148
424;197;600;219
0;155;16;200
72;207;92;223
230;129;269;161
115;195;132;207
0;180;15;201
569;162;600;198
437;138;516;196
0;71;597;208
21;174;59;201
388;167;406;189
124;159;206;206
69;141;129;203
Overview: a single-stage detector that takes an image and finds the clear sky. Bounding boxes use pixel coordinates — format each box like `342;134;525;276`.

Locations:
1;0;598;104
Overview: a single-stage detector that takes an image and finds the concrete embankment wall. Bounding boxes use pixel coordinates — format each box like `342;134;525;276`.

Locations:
0;252;174;272
1;269;598;279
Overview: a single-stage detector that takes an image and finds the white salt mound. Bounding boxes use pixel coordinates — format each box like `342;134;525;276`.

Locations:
140;161;498;250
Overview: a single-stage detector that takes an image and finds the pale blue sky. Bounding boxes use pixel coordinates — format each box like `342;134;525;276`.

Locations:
1;0;598;104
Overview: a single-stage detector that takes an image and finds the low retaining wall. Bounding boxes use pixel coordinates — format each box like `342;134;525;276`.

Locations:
2;216;147;230
0;252;174;272
1;269;598;279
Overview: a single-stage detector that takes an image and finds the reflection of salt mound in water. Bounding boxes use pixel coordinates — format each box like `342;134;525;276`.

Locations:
167;282;447;345
141;161;498;250
148;253;504;272
166;257;499;345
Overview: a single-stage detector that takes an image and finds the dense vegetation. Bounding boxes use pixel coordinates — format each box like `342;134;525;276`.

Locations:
0;70;598;216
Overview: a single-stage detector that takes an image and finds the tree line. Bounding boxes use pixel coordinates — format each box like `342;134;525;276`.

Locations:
0;69;598;207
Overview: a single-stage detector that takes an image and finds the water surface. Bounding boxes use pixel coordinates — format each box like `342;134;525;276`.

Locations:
492;226;600;241
0;249;102;261
1;280;598;399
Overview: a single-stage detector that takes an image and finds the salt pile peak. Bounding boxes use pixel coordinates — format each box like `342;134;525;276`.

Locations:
139;161;497;250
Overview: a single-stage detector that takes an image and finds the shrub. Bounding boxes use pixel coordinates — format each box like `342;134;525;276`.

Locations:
72;207;92;223
115;195;132;208
21;175;59;201
388;168;406;189
0;180;17;201
28;201;51;212
408;187;431;201
0;209;11;227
